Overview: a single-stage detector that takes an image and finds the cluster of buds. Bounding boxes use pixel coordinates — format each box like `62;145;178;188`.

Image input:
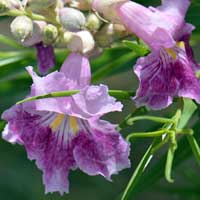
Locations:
0;0;22;14
1;0;130;57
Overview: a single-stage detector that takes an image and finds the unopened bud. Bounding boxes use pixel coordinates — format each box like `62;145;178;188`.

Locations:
92;0;127;23
9;0;22;9
64;31;73;43
0;0;10;13
95;23;128;47
0;0;21;14
86;13;101;31
42;24;58;44
25;0;57;10
67;30;95;53
70;0;92;10
59;7;86;32
10;16;33;42
23;20;46;46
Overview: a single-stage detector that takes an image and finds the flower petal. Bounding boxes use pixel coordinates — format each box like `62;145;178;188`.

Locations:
174;48;200;102
176;23;200;71
1;105;76;195
134;47;200;110
71;84;123;119
35;42;55;75
60;52;91;89
117;0;190;49
73;119;130;179
26;66;73;114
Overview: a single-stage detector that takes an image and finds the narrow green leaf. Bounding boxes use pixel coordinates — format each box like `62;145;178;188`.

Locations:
0;56;27;67
92;52;136;82
178;98;197;129
0;34;23;49
130;99;198;195
186;135;200;167
108;90;134;100
121;141;156;200
123;40;149;56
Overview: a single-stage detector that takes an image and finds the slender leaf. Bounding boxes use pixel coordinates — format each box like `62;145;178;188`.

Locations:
0;34;23;49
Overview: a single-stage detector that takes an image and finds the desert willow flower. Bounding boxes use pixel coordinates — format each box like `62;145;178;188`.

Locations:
1;49;130;195
94;0;200;110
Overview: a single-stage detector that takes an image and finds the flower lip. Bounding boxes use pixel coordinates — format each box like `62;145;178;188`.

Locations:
134;45;200;110
1;102;130;195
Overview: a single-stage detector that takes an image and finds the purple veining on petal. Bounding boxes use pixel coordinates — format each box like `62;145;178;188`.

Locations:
175;23;200;71
26;67;122;119
173;47;200;102
35;42;55;75
2;104;76;195
1;102;130;194
72;118;130;180
134;47;200;110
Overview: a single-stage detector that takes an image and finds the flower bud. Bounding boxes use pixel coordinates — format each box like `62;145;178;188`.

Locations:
67;30;95;53
10;16;33;42
0;0;10;13
59;7;86;32
86;13;101;32
95;23;128;47
42;24;58;45
70;0;92;10
92;0;127;23
24;0;57;10
9;0;22;9
0;0;21;14
23;21;46;46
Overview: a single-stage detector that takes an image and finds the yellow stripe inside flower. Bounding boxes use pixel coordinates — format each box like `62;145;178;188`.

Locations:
50;114;65;131
177;41;185;50
166;48;177;60
165;41;185;60
50;114;79;134
69;116;79;134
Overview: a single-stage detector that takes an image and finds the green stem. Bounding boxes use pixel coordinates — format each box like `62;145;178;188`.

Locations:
151;135;170;154
6;9;60;26
165;131;177;183
16;90;80;104
117;107;147;131
127;116;174;125
173;109;182;129
16;89;135;104
126;130;173;141
165;145;175;183
176;128;194;135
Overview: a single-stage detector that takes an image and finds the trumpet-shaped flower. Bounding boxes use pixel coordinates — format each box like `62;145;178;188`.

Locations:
1;53;130;195
115;0;200;109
